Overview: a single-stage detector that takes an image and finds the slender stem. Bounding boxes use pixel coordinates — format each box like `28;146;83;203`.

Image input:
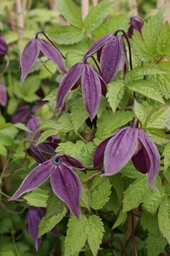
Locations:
131;211;138;256
91;56;102;75
82;171;102;182
0;54;10;77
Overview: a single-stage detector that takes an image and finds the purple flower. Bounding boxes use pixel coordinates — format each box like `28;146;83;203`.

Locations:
0;82;7;106
26;207;60;251
20;38;67;83
93;126;160;189
127;15;144;38
84;33;127;84
9;154;84;218
55;61;107;121
0;35;8;58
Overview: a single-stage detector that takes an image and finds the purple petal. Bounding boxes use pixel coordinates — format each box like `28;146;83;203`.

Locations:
50;164;82;218
56;62;83;109
25;116;41;137
81;64;101;121
103;127;139;176
83;34;112;60
20;39;39;83
61;155;85;169
132;142;150;173
0;82;7;106
27;144;47;164
137;129;160;189
100;36;123;84
38;39;67;73
12;104;31;124
93;136;112;168
9;161;51;200
0;35;8;58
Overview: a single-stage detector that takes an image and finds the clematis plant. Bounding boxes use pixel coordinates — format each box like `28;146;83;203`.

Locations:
0;35;8;58
0;82;7;106
93;126;160;189
9;154;84;218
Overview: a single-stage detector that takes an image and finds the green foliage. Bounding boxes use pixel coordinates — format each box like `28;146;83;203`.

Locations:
146;232;167;256
156;21;170;60
24;188;49;207
158;196;170;243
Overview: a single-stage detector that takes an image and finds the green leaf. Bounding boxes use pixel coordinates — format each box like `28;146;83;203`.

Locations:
106;81;125;113
84;2;115;33
96;110;134;140
36;129;58;146
133;100;148;126
0;144;7;157
14;123;31;133
110;174;124;204
127;80;164;103
121;162;143;179
146;232;167;256
71;98;88;133
57;0;82;29
112;210;127;229
145;128;170;145
65;51;85;69
64;215;88;256
156;21;170;60
87;215;104;256
46;194;67;219
145;105;170;129
80;184;90;210
50;26;84;45
141;211;159;235
90;176;112;210
23;188;49;207
158;196;170;243
163;143;170;171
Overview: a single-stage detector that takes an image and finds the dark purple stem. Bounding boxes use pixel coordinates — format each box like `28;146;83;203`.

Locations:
131;211;138;256
90;56;102;76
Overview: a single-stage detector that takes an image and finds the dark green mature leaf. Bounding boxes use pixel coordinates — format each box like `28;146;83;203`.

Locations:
146;232;167;256
23;188;49;207
71;98;88;133
50;26;84;45
127;80;164;103
57;0;82;29
87;215;104;256
156;21;170;60
140;211;159;235
106;81;125;113
64;215;88;256
145;105;170;129
84;2;115;33
158;197;170;243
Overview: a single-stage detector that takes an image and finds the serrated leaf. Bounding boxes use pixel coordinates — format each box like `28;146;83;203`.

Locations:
145;128;170;145
90;176;112;210
57;0;82;29
123;175;151;213
158;197;170;243
106;81;125;113
87;215;104;256
65;51;85;69
64;215;88;256
110;174;124;204
96;95;108;119
71;98;88;133
140;210;159;235
23;188;49;207
133;100;148;126
163;143;170;171
112;210;127;229
96;110;134;140
50;26;84;45
146;232;167;256
36;129;58;146
80;184;90;210
156;21;170;59
121;162;143;179
146;105;170;129
84;2;115;33
46;194;67;219
14;123;31;133
127;80;164;103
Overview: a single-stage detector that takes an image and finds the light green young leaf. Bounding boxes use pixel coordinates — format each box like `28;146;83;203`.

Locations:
23;188;49;207
110;174;124;204
106;81;125;113
112;210;127;229
87;215;104;256
158;197;170;243
97;95;108;119
163;143;170;171
50;26;84;45
65;51;85;69
80;184;90;210
145;128;170;145
156;21;170;60
14;123;31;133
121;162;143;179
0;144;7;157
71;98;88;133
146;232;167;256
84;2;115;33
140;211;159;235
57;0;82;29
133;100;148;126
127;80;164;103
36;129;58;146
156;74;170;100
145;105;170;129
90;176;112;210
46;194;67;219
64;215;88;256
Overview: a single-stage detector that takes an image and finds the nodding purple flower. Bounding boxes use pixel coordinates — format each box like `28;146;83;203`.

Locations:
0;35;8;58
9;154;84;218
20;38;67;83
93;126;160;189
0;82;7;106
26;207;60;251
127;15;144;38
55;61;107;121
84;33;127;84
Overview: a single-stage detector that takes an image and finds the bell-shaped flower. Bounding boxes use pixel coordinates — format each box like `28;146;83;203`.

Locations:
56;61;107;121
127;15;144;38
26;207;60;251
84;33;127;84
9;154;84;218
0;82;7;106
0;35;8;58
20;38;67;83
93;126;160;189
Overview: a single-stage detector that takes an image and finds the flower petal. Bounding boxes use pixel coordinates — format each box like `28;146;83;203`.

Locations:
103;127;138;176
20;39;39;83
0;82;7;106
9;161;51;200
81;64;101;121
50;164;82;218
61;155;85;169
132;142;150;173
100;36;123;84
138;129;160;189
56;62;83;109
0;35;8;58
38;39;67;73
